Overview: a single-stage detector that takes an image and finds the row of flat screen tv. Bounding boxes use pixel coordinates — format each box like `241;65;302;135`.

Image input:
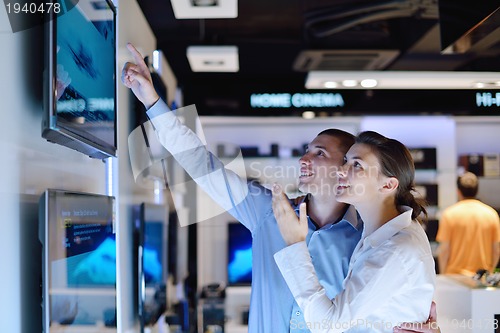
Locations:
38;189;170;332
37;189;253;332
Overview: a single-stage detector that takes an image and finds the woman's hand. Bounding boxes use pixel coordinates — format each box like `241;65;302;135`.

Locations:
272;183;308;245
393;301;441;333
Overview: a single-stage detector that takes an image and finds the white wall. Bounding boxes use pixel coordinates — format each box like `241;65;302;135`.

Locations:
116;1;157;331
455;117;500;209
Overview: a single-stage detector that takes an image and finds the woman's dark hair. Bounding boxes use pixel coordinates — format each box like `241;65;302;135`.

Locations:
317;129;355;155
355;131;427;221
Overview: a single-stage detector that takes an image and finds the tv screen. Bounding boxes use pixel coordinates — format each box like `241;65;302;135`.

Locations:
39;189;116;331
143;222;164;285
227;222;252;286
134;203;168;330
43;0;117;159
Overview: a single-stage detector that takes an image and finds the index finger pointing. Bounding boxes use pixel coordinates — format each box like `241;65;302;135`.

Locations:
126;42;147;65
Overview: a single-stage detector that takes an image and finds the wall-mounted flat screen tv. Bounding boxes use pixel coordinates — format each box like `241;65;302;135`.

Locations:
39;189;116;332
227;222;252;286
43;0;117;159
134;203;168;331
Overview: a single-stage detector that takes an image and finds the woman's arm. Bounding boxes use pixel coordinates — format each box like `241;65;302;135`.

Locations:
394;301;441;333
272;190;434;333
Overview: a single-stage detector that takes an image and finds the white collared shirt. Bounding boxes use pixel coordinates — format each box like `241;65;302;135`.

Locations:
274;207;436;333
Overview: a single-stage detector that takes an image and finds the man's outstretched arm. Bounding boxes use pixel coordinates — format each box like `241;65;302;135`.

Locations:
121;43;271;231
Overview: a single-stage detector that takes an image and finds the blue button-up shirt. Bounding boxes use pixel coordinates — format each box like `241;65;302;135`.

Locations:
147;99;363;333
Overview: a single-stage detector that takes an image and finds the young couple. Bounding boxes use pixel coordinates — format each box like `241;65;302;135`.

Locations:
122;42;440;333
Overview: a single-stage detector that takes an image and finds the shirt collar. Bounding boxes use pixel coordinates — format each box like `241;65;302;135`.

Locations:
294;194;362;231
363;206;413;248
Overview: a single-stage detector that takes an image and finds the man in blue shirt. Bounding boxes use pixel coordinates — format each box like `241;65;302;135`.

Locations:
121;43;439;333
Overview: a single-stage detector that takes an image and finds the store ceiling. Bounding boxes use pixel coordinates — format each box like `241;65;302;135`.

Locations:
137;0;500;115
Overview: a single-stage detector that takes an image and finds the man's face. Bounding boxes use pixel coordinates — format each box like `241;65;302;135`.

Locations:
298;134;347;197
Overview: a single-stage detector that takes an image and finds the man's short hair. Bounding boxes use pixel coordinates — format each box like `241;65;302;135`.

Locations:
457;171;479;198
317;129;355;155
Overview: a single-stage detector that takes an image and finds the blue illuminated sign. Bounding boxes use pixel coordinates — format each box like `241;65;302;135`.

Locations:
476;92;500;107
250;93;345;108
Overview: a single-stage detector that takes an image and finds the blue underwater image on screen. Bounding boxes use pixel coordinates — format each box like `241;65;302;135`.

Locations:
56;0;115;145
66;233;117;286
227;223;252;285
143;222;163;285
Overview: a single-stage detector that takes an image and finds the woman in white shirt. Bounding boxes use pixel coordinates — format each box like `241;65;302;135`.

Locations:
272;131;436;333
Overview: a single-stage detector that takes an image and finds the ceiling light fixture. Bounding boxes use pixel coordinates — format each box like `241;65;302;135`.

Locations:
323;81;338;88
187;46;239;72
302;111;316;119
191;0;218;7
170;0;237;19
306;71;500;89
341;79;358;87
360;79;378;88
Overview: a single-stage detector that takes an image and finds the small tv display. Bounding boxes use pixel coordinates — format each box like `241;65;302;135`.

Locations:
143;221;164;285
227;222;252;286
43;0;117;159
134;203;168;331
39;189;116;331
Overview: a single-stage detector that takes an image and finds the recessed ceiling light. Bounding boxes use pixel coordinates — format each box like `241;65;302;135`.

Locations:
302;111;315;119
342;79;358;87
324;81;338;88
306;71;500;89
360;79;378;88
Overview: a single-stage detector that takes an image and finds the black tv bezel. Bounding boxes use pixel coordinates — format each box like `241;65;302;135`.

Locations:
42;0;118;159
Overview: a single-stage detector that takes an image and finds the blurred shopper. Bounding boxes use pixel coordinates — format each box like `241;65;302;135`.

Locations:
437;172;500;275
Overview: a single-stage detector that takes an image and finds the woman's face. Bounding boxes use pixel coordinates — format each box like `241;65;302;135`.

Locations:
335;143;388;205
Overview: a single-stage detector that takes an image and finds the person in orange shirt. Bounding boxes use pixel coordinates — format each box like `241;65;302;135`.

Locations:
437;172;500;275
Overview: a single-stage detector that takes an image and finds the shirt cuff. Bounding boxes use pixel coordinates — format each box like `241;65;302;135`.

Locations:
274;241;315;294
146;98;172;120
274;241;309;267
